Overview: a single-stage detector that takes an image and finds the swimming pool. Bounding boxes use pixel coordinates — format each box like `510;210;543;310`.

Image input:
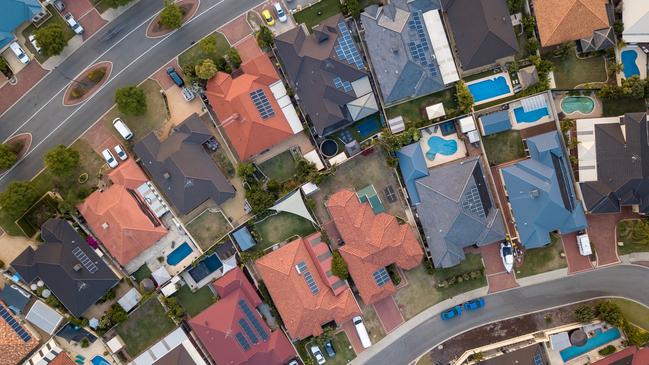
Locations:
356;116;381;138
561;96;595;114
621;49;640;78
467;76;511;103
560;328;621;361
513;107;549;123
167;242;193;266
91;356;111;365
425;136;457;161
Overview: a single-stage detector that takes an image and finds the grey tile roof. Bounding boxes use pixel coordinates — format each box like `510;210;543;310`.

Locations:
579;27;615;53
441;0;518;70
11;219;119;317
134;113;235;215
0;284;30;314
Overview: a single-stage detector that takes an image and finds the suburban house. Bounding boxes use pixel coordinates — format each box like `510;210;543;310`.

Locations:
397;148;506;268
576;113;649;214
441;0;518;72
531;0;614;52
326;189;423;304
205;48;304;161
501;131;587;248
360;0;459;106
275;14;379;137
255;232;361;340
129;327;207;365
0;300;38;365
189;268;296;365
134;113;235;215
1;0;43;51
592;346;649;365
78;160;168;267
622;0;649;43
11;219;120;317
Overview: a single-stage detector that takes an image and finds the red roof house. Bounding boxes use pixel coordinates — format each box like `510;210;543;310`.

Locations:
189;268;296;365
78;160;167;266
255;232;361;340
327;189;423;305
592;346;649;365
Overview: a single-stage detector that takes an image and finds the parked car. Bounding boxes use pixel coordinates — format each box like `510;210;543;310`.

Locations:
112;118;133;140
310;346;326;365
576;230;592;256
28;35;41;53
440;305;462;320
274;2;288;22
166;66;184;87
287;360;299;365
463;298;485;311
9;42;29;64
181;87;195;101
114;144;127;161
102;149;118;168
262;9;275;26
324;340;336;358
64;13;84;35
352;316;372;348
53;0;65;12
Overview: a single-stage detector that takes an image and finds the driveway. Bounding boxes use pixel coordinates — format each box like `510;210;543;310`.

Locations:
0;61;48;117
373;296;404;333
561;232;593;274
587;207;639;267
479;242;519;293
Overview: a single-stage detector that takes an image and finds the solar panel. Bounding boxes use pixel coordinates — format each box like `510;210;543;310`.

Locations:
373;267;390;287
249;89;275;119
407;11;439;78
239;300;269;341
336;21;364;69
239;318;259;344
235;332;250;351
296;261;307;273
462;185;486;219
303;271;319;294
72;246;98;274
533;353;544;365
0;306;31;342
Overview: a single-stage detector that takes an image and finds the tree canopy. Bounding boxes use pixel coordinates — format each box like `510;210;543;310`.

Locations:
35;22;68;57
0;181;39;220
195;59;218;79
331;251;349;280
0;144;17;170
115;85;147;115
159;0;183;29
256;26;274;50
44;145;80;178
226;48;242;69
455;80;474;114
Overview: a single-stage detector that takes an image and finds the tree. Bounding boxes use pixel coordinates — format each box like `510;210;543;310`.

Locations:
44;145;80;178
621;75;646;99
0;144;17;170
256;26;274;50
199;35;217;54
574;305;595;323
526;37;539;54
596;301;623;326
226;48;242;69
159;0;183;29
35;22;67;57
331;251;349;280
195;59;218;79
215;57;232;73
115;85;147;115
245;187;276;214
507;0;524;13
237;162;255;183
455;80;474;114
341;0;361;18
103;0;133;8
522;15;536;38
0;181;39;220
164;297;185;320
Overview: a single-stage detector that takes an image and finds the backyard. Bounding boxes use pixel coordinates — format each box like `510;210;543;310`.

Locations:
293;0;341;30
186;209;232;251
617;219;649;255
482;130;526;166
21;5;76;63
251;211;317;250
115;297;176;357
385;88;458;126
178;32;230;69
298;332;357;365
551;52;607;89
257;150;297;182
602;97;646;117
174;284;217;317
515;234;566;278
131;264;151;283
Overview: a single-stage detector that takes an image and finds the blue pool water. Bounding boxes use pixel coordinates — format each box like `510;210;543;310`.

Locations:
166;242;193;266
356;116;381;138
188;253;223;283
513;107;549;123
467;76;511;103
425;136;457;161
91;356;111;365
622;50;640;78
560;328;621;361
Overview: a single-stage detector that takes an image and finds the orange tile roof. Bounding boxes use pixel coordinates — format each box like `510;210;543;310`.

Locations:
532;0;610;47
78;160;167;266
0;302;38;365
205;49;295;161
327;189;423;305
49;353;76;365
255;232;361;340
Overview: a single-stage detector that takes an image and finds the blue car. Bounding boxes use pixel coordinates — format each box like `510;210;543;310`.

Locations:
463;298;485;311
325;340;336;358
166;66;185;87
440;305;463;320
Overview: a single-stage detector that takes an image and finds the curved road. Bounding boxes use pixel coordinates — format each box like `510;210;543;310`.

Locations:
0;0;263;188
354;264;649;365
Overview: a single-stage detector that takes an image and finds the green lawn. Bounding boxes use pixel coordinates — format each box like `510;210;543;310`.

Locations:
385;88;458;126
174;285;217;317
515;234;566;278
602;97;646;117
551;52;607;89
299;332;357;365
186;209;232;251
482;130;526;166
252;212;317;250
609;298;649;331
178;33;230;69
258;150;297;183
617;219;649;255
131;264;151;283
21;5;76;63
293;0;341;30
115;297;176;357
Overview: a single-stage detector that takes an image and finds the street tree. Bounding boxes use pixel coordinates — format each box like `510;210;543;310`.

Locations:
0;144;17;170
115;85;147;115
0;181;39;220
256;26;274;50
159;0;183;29
226;48;242;69
35;22;67;57
44;145;80;178
195;59;218;79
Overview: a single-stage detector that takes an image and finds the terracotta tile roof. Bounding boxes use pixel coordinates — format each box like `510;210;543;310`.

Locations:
189;268;296;365
327;189;423;305
206;49;295;161
0;302;38;365
592;346;649;365
255;233;361;340
49;353;76;365
78;160;167;266
532;0;610;47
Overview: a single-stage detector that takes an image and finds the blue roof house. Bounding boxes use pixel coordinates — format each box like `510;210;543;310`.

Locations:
1;0;42;49
397;143;429;205
479;110;512;136
501;131;587;248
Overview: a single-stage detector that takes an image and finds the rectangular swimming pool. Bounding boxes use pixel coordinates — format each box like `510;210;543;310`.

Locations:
560;328;621;362
167;242;193;266
467;75;511;103
513;107;549;123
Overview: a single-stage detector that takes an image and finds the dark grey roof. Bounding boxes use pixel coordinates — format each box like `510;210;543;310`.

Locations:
11;219;119;317
275;15;376;136
579;27;615;53
479;344;545;365
441;0;518;70
134;114;235;215
580;113;649;214
414;157;506;268
154;345;197;365
0;284;31;314
214;238;237;259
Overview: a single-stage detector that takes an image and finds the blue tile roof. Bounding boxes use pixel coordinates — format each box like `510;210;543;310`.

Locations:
480;110;512;136
501;131;587;248
397;143;429;205
232;226;256;251
0;0;41;49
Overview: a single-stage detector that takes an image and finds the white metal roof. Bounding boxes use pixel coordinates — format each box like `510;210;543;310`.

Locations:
107;336;125;352
520;94;547;112
425;103;446;120
423;10;460;85
160;276;181;297
303;149;325;171
458;115;476;133
117;287;142;313
623;0;649;43
25;300;63;335
328;152;348;166
301;182;320;196
388;116;405;133
270;80;303;134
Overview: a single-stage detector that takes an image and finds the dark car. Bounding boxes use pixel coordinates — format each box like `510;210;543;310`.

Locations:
440;305;462;320
325;340;336;358
166;66;184;87
463;298;485;311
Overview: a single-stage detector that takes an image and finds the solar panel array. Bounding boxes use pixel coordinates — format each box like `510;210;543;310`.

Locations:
407;12;438;78
296;261;307;273
239;300;269;341
333;77;353;93
250;89;275;119
72;246;98;274
533;353;544;365
335;22;364;70
373;267;390;287
0;305;31;342
303;271;319;294
235;332;250;352
462;185;486;219
239;319;259;344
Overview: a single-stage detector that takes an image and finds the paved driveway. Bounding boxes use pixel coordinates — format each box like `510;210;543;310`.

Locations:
373;296;404;333
0;62;48;116
587;208;639;267
561;232;593;274
479;242;519;293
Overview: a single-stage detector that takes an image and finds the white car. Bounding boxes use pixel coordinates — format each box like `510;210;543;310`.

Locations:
9;42;29;64
500;241;514;273
310;346;326;365
64;13;84;35
576;231;592;256
28;35;41;53
181;87;195;102
114;144;127;161
274;2;288;23
102;149;118;168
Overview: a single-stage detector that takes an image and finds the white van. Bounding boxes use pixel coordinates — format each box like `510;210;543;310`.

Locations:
9;42;29;64
112;118;133;140
353;316;372;349
576;231;592;256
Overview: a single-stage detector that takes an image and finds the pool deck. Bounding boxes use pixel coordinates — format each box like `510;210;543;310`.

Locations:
617;46;647;85
509;99;555;131
467;72;515;106
418;126;467;168
553;93;603;119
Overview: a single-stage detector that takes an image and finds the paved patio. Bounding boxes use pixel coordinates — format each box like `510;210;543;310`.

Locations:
372;296;404;333
561;232;594;274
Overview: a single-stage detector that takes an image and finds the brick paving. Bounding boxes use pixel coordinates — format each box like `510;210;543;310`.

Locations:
61;0;93;18
518;121;557;139
479;242;519;293
487;272;519;293
152;59;183;90
81;120;119;156
219;13;252;45
0;62;48;114
587;207;640;267
341;320;364;354
80;9;108;41
372;296;404;333
561;232;594;274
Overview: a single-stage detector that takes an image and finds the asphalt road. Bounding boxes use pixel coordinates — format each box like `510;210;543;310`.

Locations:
354;264;649;365
0;0;263;189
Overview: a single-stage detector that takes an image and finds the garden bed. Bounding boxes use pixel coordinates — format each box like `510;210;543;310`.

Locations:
63;62;112;105
147;0;199;37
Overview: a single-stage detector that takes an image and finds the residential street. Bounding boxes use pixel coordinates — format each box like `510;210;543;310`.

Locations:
354;264;649;365
0;0;264;188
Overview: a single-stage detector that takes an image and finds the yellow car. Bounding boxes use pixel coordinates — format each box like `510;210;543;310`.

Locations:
262;9;275;26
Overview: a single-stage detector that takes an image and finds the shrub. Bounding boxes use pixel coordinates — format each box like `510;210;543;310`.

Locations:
331;251;349;280
340;0;361;18
575;305;596;323
256;26;274;50
215;57;231;73
159;0;183;29
115;85;147;115
195;59;218;79
34;22;67;57
455;80;474;113
226;48;242;69
526;38;539;54
387;264;401;285
70;87;85;99
598;345;616;356
86;68;106;83
0;144;17;170
623;319;649;346
0;181;39;220
81;338;90;348
596;301;623;326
